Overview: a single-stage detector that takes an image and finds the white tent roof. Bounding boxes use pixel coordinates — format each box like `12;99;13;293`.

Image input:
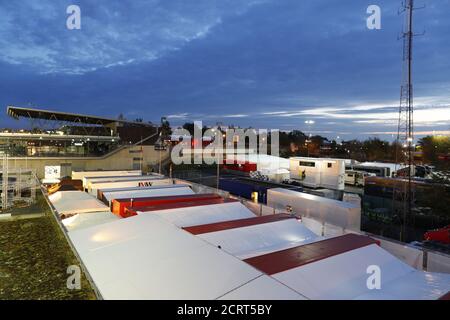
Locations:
62;211;119;232
197;219;322;259
271;244;450;300
218;275;306;300
353;270;450;300
102;186;194;203
69;214;304;299
138;202;255;228
226;154;290;171
48;191;109;215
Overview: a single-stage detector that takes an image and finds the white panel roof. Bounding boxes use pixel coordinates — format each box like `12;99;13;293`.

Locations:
218;275;306;300
271;244;450;300
198;219;322;259
62;211;119;232
353;270;450;300
69;214;275;300
102;186;194;203
140;202;255;228
48;191;109;215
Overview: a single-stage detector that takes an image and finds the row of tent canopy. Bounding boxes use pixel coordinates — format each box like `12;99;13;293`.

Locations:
45;170;450;300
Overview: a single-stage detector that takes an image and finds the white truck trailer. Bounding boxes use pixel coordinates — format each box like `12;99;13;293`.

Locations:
289;157;345;190
87;177;173;196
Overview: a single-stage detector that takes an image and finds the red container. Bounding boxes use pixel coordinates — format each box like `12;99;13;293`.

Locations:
424;225;450;244
223;161;257;173
111;193;222;218
125;197;237;217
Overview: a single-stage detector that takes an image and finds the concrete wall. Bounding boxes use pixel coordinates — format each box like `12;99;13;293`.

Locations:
4;145;170;178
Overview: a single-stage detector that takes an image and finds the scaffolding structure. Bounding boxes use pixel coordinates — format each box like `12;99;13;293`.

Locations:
0;154;37;210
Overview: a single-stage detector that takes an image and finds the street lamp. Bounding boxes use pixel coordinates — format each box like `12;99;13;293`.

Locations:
159;131;162;174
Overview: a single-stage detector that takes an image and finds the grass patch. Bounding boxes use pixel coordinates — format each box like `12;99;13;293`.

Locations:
0;213;96;300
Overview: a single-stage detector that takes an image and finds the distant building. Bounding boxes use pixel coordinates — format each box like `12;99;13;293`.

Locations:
0;106;168;177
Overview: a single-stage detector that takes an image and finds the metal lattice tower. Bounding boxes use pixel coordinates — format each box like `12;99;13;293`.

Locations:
394;0;422;241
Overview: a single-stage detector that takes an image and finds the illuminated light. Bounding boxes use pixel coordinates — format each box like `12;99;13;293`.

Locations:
304;120;315;124
251;191;258;203
91;232;117;243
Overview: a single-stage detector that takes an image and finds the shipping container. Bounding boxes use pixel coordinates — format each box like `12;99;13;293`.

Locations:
101;185;194;206
219;177;303;204
97;184;191;203
267;188;361;231
289;157;345;190
87;177;173;196
111;193;223;217
72;169;141;184
85;174;165;191
222;161;257;174
125;197;237;216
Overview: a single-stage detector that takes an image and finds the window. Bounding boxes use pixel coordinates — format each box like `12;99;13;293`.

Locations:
327;163;332;168
299;161;315;167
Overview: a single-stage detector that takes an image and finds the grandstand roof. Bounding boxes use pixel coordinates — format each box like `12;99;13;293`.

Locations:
7;106;152;127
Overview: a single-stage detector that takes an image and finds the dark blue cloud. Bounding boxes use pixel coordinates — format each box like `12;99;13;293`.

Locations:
0;0;449;140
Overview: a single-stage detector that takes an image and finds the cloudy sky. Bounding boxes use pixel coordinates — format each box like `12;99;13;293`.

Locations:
0;0;449;140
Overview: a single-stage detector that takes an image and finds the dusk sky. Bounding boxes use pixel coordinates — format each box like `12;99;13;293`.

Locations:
0;0;449;140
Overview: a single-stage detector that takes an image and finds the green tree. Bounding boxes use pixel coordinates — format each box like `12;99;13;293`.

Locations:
160;117;172;138
418;135;450;168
